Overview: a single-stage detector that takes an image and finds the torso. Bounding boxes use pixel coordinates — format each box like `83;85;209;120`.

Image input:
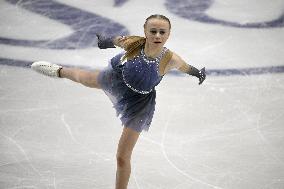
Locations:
120;47;169;94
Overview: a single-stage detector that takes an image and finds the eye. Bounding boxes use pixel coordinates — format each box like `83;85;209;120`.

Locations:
150;30;157;34
159;31;166;35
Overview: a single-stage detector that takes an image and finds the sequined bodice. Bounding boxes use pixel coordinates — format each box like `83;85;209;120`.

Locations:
111;47;168;94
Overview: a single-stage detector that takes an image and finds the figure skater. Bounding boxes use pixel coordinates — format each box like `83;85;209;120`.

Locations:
31;14;206;189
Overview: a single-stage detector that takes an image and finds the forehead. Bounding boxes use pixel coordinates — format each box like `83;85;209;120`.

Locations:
145;18;170;29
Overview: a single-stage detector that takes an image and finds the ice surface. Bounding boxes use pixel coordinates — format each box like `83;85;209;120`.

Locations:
0;0;283;188
206;0;284;23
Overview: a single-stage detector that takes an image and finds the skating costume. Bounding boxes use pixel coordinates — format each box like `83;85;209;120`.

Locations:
30;35;205;133
98;47;170;132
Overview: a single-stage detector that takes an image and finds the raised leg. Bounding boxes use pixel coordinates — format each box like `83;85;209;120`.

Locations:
59;67;101;89
31;61;102;89
116;127;140;189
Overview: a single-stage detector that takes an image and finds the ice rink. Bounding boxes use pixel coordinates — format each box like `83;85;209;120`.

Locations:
0;0;284;188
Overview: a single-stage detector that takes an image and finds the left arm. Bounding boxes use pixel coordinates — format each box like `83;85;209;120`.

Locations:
165;52;206;85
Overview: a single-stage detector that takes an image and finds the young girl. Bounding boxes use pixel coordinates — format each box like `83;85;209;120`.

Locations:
31;14;206;189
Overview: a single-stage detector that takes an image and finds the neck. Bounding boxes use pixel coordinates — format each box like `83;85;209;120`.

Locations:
144;42;163;58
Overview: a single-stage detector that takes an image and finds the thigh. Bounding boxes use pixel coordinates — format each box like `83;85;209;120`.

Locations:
89;69;102;89
116;127;140;158
79;69;102;89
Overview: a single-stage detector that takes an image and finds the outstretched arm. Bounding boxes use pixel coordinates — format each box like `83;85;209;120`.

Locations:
113;36;128;48
96;34;127;49
166;52;206;85
96;34;146;51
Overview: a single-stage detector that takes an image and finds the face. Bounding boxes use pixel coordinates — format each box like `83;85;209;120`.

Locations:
144;18;170;48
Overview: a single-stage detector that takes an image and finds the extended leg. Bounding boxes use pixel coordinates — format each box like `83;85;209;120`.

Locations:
116;127;140;189
31;61;101;89
60;67;101;89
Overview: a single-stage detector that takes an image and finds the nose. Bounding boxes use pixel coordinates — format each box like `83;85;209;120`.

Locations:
155;32;161;38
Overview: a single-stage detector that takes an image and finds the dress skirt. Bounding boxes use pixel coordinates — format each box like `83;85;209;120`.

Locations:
97;54;156;132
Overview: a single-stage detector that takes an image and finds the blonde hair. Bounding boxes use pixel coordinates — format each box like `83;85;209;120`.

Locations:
144;14;171;29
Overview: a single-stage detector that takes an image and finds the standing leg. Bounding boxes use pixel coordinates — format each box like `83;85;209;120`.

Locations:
116;127;140;189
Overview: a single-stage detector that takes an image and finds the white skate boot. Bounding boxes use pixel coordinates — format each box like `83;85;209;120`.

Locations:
31;61;62;78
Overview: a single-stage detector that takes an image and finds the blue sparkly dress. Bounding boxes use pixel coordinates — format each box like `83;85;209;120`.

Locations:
98;47;169;132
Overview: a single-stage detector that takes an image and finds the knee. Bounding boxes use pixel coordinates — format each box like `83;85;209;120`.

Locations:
116;154;130;168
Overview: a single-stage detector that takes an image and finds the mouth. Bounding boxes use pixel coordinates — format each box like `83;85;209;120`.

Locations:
154;41;162;44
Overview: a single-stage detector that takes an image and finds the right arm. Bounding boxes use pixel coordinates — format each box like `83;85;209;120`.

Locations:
97;34;145;51
96;34;128;49
113;36;128;48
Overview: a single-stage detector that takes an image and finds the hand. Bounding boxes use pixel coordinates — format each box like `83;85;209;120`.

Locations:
198;67;206;85
96;34;116;49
